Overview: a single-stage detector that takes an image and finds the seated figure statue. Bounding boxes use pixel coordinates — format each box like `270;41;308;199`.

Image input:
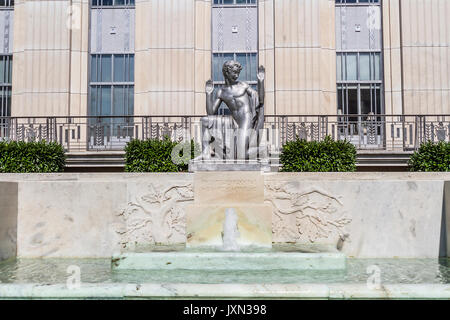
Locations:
197;60;265;160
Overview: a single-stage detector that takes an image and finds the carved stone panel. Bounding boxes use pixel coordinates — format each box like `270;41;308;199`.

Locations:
265;182;352;246
117;181;194;249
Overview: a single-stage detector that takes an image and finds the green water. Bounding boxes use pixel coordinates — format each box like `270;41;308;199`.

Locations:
0;258;449;285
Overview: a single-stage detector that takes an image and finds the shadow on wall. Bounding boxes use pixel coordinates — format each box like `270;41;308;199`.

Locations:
0;182;18;261
440;182;450;257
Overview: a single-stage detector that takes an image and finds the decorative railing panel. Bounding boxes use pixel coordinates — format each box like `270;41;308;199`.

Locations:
0;115;448;153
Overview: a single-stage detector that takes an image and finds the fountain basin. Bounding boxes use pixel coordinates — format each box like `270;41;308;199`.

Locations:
1;258;449;299
111;252;346;271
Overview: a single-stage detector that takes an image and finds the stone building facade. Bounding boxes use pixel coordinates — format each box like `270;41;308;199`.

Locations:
2;0;450;119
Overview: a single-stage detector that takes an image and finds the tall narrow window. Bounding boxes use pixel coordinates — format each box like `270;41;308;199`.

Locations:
0;55;12;119
0;1;13;137
211;0;258;115
89;54;134;135
89;0;135;147
335;0;383;129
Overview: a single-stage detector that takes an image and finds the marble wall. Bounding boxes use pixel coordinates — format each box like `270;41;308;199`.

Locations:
17;180;126;258
265;173;445;258
0;173;448;259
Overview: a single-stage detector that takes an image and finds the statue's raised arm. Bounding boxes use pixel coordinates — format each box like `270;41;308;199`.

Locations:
252;65;265;132
257;65;265;105
205;79;221;116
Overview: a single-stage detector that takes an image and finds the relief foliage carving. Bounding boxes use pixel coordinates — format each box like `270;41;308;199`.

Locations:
265;183;352;243
116;183;193;247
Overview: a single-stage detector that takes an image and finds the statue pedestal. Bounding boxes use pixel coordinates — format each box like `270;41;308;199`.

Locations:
186;172;272;250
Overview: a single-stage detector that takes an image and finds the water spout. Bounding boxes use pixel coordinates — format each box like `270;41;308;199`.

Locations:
222;208;240;251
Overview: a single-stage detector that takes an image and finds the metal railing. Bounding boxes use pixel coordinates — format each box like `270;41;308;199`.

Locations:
0;114;449;153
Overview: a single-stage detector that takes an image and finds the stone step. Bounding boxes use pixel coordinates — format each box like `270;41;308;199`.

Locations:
111;252;346;271
357;151;413;168
1;283;450;299
64;150;414;170
66;152;125;168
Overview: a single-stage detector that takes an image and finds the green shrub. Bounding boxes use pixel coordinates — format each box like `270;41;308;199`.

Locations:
279;136;357;172
124;137;200;172
0;140;66;173
408;141;450;172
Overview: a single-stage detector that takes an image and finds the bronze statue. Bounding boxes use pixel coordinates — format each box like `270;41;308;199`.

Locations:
198;61;265;160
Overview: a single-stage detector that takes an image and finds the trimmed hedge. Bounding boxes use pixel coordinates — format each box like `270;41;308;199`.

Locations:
280;136;357;172
408;141;450;172
125;138;200;172
0;140;66;173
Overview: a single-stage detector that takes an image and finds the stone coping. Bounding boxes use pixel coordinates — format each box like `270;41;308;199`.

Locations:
0;172;449;181
0;283;449;299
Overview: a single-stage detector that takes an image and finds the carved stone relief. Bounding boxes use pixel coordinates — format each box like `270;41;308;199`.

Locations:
116;182;194;248
115;179;351;250
265;182;352;244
